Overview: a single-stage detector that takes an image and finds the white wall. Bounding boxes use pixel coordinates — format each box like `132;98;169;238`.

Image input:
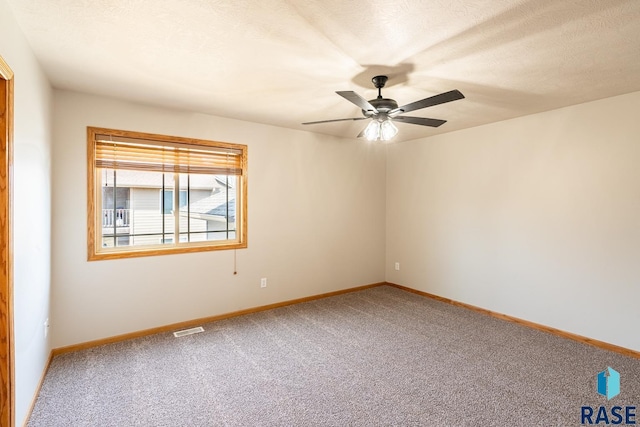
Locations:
52;90;386;348
386;91;640;352
0;1;53;425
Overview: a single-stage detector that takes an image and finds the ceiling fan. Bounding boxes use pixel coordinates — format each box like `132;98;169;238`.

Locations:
302;75;464;141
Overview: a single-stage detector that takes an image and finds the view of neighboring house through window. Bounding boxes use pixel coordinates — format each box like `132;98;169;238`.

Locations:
162;189;187;214
88;127;247;260
101;185;131;246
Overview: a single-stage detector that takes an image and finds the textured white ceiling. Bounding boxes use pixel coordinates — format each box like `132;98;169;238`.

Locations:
6;0;640;142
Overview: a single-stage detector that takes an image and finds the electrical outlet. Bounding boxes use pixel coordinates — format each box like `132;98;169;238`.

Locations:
44;318;50;338
395;262;400;271
260;278;267;288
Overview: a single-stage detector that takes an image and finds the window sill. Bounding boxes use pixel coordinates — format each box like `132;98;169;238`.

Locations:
88;240;247;261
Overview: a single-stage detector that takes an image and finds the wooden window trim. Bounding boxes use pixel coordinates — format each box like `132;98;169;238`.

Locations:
87;127;248;261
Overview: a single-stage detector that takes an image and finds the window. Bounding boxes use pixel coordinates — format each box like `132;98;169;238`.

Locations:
162;190;187;214
88;127;247;260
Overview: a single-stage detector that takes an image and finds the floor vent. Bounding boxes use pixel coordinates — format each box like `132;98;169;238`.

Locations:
173;326;204;337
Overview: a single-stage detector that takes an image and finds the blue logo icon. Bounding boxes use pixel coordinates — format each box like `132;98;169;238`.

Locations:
597;367;620;400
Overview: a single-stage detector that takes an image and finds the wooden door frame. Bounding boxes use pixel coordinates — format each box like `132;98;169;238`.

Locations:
0;54;15;427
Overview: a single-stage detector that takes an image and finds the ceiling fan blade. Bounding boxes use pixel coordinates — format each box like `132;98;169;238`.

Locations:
390;89;464;115
302;117;367;125
393;116;447;127
336;91;379;113
356;127;366;138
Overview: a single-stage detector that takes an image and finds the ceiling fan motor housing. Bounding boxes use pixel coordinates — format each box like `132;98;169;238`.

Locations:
365;97;398;114
363;75;398;117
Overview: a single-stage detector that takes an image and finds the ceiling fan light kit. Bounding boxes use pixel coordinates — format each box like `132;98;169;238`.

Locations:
364;119;398;141
302;75;465;142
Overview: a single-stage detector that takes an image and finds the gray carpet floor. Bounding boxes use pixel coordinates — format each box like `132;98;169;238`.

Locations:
27;285;640;426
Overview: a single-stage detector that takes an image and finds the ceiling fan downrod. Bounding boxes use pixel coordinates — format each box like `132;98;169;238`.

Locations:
371;75;388;99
